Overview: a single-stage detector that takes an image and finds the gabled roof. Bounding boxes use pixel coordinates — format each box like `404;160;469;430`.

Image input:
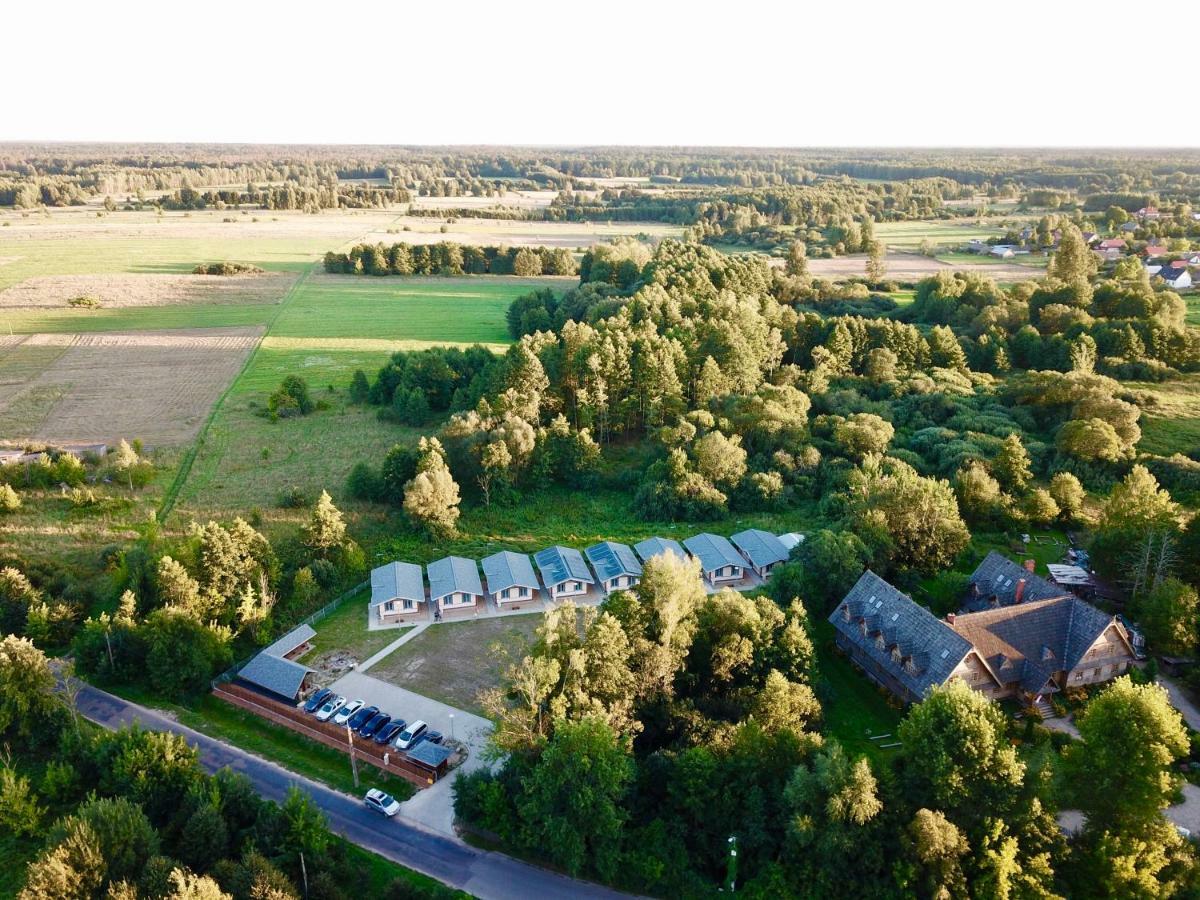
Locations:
948;595;1127;690
963;551;1067;613
585;541;642;582
730;529;790;569
683;533;746;573
778;532;805;551
238;623;315;700
534;545;593;586
481;550;539;594
634;536;687;563
1100;238;1128;248
427;556;483;601
261;623;316;659
829;571;972;699
238;653;313;700
1160;266;1189;282
370;561;425;608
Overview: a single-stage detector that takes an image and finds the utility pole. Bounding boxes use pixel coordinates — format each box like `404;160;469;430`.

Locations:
346;724;360;788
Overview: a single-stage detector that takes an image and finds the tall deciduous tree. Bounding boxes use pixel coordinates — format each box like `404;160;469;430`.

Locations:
403;437;461;539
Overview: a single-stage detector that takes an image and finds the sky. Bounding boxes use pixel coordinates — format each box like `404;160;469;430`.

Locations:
5;0;1200;148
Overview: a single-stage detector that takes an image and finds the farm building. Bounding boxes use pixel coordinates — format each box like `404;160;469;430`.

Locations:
830;570;1135;708
482;550;541;608
989;245;1015;259
730;529;790;578
586;541;643;594
634;536;688;564
534;545;595;599
236;624;316;702
371;561;426;624
962;552;1064;613
427;556;484;613
683;533;746;585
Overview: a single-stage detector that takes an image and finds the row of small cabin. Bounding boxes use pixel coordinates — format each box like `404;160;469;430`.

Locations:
370;529;802;624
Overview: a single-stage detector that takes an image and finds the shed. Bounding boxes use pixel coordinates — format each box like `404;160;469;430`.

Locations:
634;536;688;564
683;533;746;585
427;556;484;611
730;528;790;578
534;545;594;599
262;623;316;660
371;561;426;623
778;532;805;552
405;740;452;777
482;551;541;606
586;541;643;593
236;623;317;702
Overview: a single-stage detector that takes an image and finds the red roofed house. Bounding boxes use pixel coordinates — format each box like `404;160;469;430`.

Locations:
1136;206;1161;219
1098;238;1126;251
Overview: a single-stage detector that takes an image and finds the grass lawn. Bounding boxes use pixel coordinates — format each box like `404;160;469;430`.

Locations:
345;840;469;897
1129;374;1200;456
887;289;916;307
270;274;546;345
1187;295;1200;326
370;616;542;716
300;586;412;664
107;684;416;801
810;617;903;764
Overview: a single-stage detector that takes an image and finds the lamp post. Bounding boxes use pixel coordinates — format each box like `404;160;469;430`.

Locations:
346;724;360;789
448;713;455;742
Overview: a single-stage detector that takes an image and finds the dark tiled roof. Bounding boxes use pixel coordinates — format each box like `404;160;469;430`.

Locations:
963;551;1066;612
683;533;746;573
238;653;312;700
948;595;1123;692
481;551;539;594
829;571;972;699
634;537;687;563
427;556;483;601
730;529;790;569
1160;266;1188;281
585;541;642;582
534;545;593;586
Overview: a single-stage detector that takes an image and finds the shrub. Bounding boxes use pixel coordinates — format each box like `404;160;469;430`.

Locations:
191;262;263;276
67;295;101;308
0;484;19;513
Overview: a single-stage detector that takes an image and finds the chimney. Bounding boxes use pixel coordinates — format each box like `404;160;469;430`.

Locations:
970;582;980;598
1024;559;1036;573
1015;579;1026;604
946;612;956;625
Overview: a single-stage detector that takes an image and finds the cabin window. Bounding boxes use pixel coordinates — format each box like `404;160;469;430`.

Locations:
385;601;395;612
402;598;415;610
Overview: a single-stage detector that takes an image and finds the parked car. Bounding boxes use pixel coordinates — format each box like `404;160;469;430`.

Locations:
332;699;364;726
314;695;345;722
394;720;427;751
363;788;401;818
360;713;391;740
302;688;332;714
373;720;405;745
347;705;379;731
412;729;444;749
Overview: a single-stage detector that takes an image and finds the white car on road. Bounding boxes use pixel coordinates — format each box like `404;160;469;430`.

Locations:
315;694;345;722
332;699;363;726
364;788;401;818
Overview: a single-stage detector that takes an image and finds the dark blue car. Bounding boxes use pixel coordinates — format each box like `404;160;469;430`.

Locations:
347;705;379;731
374;720;405;745
302;688;332;714
359;712;391;739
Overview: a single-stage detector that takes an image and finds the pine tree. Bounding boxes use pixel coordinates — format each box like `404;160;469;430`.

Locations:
302;491;347;557
403;437;461;539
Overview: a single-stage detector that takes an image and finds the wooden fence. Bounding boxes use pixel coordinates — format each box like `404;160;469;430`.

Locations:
212;682;440;787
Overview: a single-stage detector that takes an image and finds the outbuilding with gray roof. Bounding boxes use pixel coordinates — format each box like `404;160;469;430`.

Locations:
683;533;746;585
634;536;688;565
482;551;542;607
370;561;426;624
586;541;643;594
236;623;316;702
534;545;594;599
427;556;484;612
730;529;790;577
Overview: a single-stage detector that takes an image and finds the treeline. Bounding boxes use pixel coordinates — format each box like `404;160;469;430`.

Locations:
0;636;456;899
323;242;577;277
158;182;410;212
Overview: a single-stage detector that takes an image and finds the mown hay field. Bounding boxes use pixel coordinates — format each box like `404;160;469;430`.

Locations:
0;327;263;446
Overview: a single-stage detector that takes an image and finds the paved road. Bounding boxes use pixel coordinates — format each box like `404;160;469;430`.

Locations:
75;683;628;900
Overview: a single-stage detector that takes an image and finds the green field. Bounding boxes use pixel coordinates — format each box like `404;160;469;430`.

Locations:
0;302;280;334
300;587;413;664
0;209;400;289
270;275;554;344
1129;374;1200;457
875;220;1009;251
